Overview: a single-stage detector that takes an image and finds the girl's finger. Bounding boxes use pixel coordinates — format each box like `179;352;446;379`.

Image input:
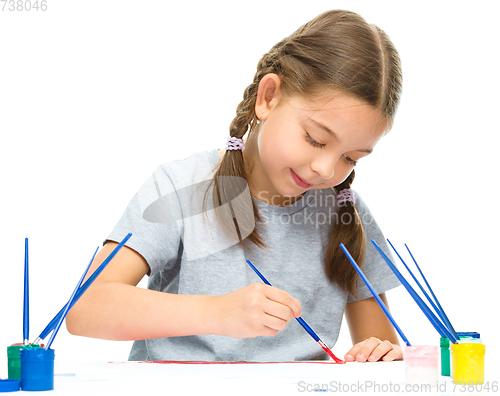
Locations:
344;339;369;362
263;298;296;323
262;312;289;333
367;340;394;362
381;346;403;362
264;286;302;318
353;337;382;362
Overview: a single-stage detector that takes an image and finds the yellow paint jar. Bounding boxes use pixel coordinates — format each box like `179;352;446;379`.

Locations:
451;341;485;385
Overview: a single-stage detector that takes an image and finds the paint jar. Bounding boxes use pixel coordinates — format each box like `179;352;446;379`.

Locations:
405;345;439;387
20;347;55;391
451;340;485;385
7;344;24;380
440;337;450;376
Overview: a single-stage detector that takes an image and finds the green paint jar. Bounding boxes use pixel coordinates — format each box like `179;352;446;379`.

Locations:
440;337;450;376
7;343;42;381
7;344;24;380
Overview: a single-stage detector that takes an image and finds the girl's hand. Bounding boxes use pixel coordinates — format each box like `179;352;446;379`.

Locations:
212;283;302;339
344;337;403;362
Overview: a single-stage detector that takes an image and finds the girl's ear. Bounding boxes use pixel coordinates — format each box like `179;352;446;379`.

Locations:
255;73;282;121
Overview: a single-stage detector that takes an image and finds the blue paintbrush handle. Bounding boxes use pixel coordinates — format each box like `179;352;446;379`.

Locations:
295;317;320;342
246;259;271;286
340;243;411;346
371;240;457;343
45;256;93;350
245;260;321;343
36;233;132;341
23;238;29;344
404;243;458;340
388;240;459;341
388;240;445;322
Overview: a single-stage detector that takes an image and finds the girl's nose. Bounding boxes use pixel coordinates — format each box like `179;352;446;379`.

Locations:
311;156;337;180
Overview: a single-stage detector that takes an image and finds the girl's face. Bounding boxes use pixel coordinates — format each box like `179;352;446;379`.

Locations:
246;93;387;206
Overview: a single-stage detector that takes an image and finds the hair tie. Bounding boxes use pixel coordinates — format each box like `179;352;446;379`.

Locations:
337;188;355;205
225;136;245;151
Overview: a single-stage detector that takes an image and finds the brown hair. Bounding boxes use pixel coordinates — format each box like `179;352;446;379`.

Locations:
205;10;402;298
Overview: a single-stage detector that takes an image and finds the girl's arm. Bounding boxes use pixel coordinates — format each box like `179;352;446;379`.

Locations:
65;242;301;341
343;293;403;362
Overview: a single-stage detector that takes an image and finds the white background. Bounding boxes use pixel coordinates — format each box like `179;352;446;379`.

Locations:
1;0;498;373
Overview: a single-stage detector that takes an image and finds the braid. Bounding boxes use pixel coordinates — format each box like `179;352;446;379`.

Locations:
228;83;258;139
229;42;287;139
325;170;367;298
204;46;288;250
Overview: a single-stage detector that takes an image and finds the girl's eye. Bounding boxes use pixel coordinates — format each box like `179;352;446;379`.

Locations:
343;154;357;166
305;133;325;148
305;132;357;166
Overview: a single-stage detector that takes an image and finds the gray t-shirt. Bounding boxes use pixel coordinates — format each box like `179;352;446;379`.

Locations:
106;149;400;361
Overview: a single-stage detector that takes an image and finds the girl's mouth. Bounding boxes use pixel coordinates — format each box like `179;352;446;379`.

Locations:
290;169;312;188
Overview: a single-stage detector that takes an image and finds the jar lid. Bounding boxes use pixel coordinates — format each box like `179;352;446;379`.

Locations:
457;331;480;338
0;379;20;392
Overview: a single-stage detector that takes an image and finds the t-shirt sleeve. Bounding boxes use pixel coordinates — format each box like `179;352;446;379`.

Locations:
105;165;183;277
346;192;401;302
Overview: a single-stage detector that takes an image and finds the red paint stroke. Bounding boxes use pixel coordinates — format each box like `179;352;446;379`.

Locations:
319;343;345;364
137;360;342;365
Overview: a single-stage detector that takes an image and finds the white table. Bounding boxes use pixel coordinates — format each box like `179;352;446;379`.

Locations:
44;358;499;396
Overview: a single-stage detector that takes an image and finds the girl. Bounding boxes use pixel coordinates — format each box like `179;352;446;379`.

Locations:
67;9;403;362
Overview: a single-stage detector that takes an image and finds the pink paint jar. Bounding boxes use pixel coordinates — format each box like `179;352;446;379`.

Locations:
405;345;439;387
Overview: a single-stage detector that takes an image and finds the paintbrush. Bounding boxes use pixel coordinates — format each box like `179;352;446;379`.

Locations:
33;233;132;344
23;238;29;346
44;257;93;350
340;243;411;346
387;240;459;341
371;240;458;343
246;259;344;363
